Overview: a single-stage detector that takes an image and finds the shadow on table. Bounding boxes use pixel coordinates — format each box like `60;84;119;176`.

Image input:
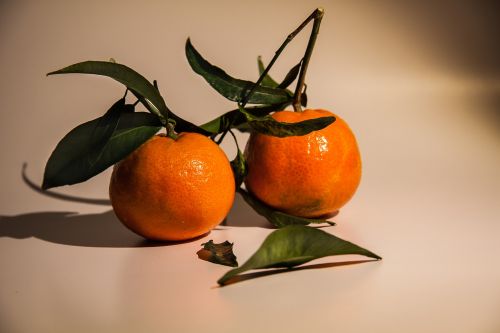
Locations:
215;259;380;287
2;164;275;248
0;210;172;248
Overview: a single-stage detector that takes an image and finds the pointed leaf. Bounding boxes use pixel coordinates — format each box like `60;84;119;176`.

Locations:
43;112;161;189
129;88;211;136
86;98;124;165
186;39;291;105
277;61;301;89
197;240;238;267
200;103;288;134
231;150;247;188
238;106;335;137
238;189;333;228
257;56;280;88
218;225;381;285
48;61;168;120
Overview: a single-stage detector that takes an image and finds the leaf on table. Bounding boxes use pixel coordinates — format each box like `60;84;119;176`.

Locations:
218;225;381;285
186;38;291;105
197;240;238;267
237;188;333;228
47;61;169;120
238;105;335;137
42;111;161;189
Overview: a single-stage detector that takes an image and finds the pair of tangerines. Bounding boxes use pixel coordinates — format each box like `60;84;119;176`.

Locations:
109;108;361;241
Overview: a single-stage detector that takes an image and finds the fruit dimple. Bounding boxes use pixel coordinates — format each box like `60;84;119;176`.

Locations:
244;109;361;218
109;133;235;241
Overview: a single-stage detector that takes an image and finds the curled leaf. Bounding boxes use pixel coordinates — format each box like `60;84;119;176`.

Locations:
48;61;169;120
238;106;335;137
197;240;238;267
186;39;291;105
237;188;333;228
218;225;381;285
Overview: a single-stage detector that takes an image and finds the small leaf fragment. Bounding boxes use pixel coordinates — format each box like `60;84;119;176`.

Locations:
237;189;332;228
186;39;291;105
218;225;381;285
238;106;335;137
197;240;238;267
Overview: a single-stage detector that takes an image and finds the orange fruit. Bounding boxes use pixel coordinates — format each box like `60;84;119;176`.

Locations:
244;109;361;218
109;133;235;241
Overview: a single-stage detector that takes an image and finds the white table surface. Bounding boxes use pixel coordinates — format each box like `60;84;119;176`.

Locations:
1;1;499;332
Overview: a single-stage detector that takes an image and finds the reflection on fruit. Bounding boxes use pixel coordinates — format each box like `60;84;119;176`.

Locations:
109;133;235;241
244;109;361;218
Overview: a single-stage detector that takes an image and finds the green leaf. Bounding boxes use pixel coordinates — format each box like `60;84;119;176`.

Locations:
231;150;247;188
128;88;211;136
257;56;280;88
258;57;301;90
238;106;335;137
200;103;289;134
237;189;333;228
197;240;238;267
42;112;161;189
218;225;381;285
186;38;291;105
86;98;124;166
277;61;301;89
47;61;168;120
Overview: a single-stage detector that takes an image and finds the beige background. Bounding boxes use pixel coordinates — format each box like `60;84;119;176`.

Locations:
1;1;500;332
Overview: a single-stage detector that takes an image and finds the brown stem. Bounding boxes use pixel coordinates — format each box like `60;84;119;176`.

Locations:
241;8;324;108
293;8;324;112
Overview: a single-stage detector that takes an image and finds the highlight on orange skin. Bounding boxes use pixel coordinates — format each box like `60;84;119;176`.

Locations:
109;133;235;241
244;109;361;218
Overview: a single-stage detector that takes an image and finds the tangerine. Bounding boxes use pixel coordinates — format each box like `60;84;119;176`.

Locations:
109;133;235;241
244;109;361;218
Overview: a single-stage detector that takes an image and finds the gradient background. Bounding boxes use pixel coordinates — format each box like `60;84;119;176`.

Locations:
1;1;499;332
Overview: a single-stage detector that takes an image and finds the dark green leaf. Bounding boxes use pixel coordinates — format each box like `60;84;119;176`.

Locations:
200;103;289;134
238;106;335;137
237;189;332;228
42;112;161;189
197;240;238;267
277;61;301;89
86;98;124;166
186;38;290;105
257;56;280;88
218;225;381;285
258;57;300;90
47;61;168;120
129;88;211;136
231;150;247;188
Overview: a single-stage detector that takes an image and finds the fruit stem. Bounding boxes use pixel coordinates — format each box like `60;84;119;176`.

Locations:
293;8;324;112
241;8;324;108
166;120;178;140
